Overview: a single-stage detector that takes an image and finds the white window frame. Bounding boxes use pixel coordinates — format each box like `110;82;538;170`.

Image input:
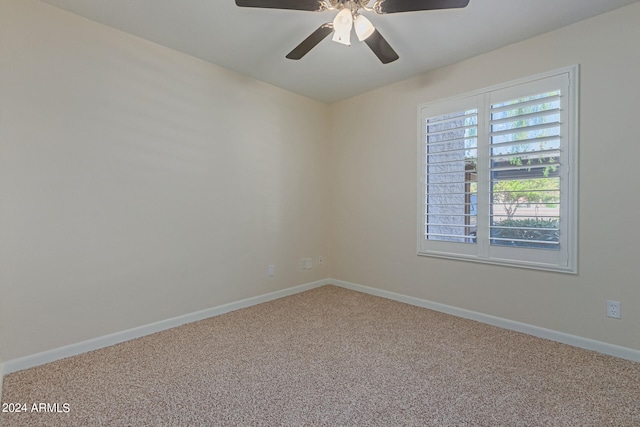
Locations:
417;66;579;273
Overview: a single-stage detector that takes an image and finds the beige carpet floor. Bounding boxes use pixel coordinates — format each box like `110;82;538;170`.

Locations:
1;285;639;426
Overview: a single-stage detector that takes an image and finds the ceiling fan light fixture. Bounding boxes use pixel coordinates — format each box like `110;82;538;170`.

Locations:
354;14;375;41
331;8;353;46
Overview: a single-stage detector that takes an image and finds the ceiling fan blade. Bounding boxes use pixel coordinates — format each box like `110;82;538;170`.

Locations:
363;29;399;64
286;23;334;60
235;0;327;12
375;0;469;14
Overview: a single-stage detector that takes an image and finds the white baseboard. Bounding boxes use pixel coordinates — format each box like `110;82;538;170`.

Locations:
4;277;638;377
3;279;330;375
331;279;640;363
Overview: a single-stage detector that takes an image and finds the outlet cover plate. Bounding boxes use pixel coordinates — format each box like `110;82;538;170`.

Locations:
607;300;621;319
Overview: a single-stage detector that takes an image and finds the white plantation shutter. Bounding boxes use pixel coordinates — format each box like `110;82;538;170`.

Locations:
489;91;561;249
419;97;481;258
424;109;478;242
418;67;578;273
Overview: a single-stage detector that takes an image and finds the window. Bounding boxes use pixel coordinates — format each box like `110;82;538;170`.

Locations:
418;66;578;273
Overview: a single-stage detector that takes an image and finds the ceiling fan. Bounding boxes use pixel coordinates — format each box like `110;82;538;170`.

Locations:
235;0;470;64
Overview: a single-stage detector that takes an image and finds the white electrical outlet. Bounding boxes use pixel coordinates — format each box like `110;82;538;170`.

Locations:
307;257;313;269
606;300;621;319
268;265;275;277
318;255;324;266
301;258;307;270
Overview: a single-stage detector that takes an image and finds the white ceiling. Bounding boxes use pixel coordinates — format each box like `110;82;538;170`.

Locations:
38;0;639;103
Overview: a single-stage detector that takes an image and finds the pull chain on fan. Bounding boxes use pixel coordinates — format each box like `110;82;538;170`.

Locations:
235;0;470;64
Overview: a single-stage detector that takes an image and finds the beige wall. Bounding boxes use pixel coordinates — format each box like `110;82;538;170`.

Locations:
0;0;330;361
329;3;640;350
2;0;639;365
